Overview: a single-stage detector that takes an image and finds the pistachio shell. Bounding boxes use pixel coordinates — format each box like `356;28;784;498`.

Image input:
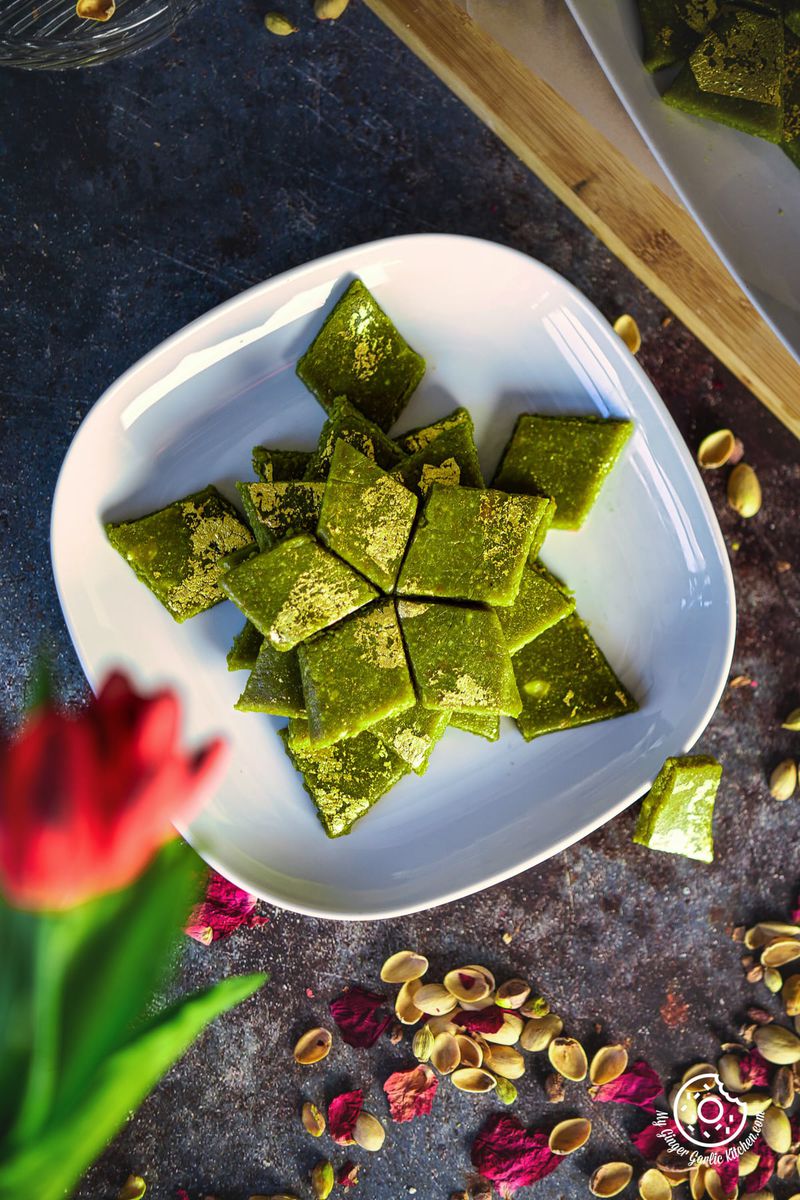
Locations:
414;983;458;1016
264;11;298;34
352;1111;385;1152
431;1032;460;1075
455;1034;483;1069
314;0;350;17
548;1117;591;1155
727;463;762;519
117;1176;146;1200
697;429;738;470
689;1164;707;1200
755;1025;800;1064
380;950;429;983
743;1091;773;1115
495;979;532;1010
520;995;550;1019
301;1101;326;1137
520;1012;563;1051
614;314;641;354
451;1067;496;1093
311;1160;334;1200
737;1151;760;1177
463;964;496;991
771;1064;795;1109
770;760;798;802
639;1168;672;1200
426;1014;460;1036
782;708;800;731
763;937;800;967
459;992;497;1011
745;923;800;950
764;967;783;993
395;978;424;1024
493;1076;518;1105
786;976;800;1018
443;967;492;1004
76;0;115;19
293;1027;333;1066
743;1193;772;1200
763;1105;792;1153
482;1012;524;1046
590;1162;634;1198
683;1062;717;1083
548;1036;588;1081
704;1170;737;1200
483;1044;525;1080
777;1154;799;1179
670;1083;698;1125
718;1052;750;1093
590;1044;629;1085
412;1024;434;1062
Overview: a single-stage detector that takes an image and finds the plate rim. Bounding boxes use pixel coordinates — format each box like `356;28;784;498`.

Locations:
51;231;737;920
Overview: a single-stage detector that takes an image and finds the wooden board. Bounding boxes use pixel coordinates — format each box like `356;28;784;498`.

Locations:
364;0;800;438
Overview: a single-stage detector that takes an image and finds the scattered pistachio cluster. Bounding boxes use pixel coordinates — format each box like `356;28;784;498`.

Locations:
265;0;350;36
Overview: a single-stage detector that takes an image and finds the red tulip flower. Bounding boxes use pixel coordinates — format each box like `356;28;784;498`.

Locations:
0;671;226;910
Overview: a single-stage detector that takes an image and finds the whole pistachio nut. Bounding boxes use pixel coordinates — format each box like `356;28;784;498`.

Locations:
293;1028;332;1066
754;1024;800;1064
770;760;798;802
264;11;298;34
727;463;762;518
590;1163;634;1198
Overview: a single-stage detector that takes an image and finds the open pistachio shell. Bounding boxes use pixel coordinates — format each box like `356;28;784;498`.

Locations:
590;1044;629;1086
380;950;429;984
743;1091;773;1115
745;923;800;950
639;1169;672;1200
763;1105;792;1153
548;1036;588;1081
590;1163;634;1197
483;1044;525;1080
670;1083;698;1126
455;1034;483;1069
614;314;641;354
705;1170;738;1200
431;1031;460;1075
352;1111;385;1152
451;1067;496;1093
482;1012;524;1046
697;429;739;470
783;975;800;1017
762;937;800;967
737;1151;760;1178
754;1025;800;1064
718;1052;750;1093
395;978;424;1025
682;1062;717;1083
548;1117;591;1155
689;1164;707;1200
414;983;458;1017
293;1028;333;1066
495;979;532;1010
443;967;492;1004
771;1065;795;1109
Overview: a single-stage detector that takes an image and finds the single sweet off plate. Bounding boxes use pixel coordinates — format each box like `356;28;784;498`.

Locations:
52;234;735;919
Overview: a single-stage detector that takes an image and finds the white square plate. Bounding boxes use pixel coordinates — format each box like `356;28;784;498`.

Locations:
52;234;735;919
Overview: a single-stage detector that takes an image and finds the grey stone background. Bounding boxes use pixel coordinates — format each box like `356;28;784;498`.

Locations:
0;1;799;1197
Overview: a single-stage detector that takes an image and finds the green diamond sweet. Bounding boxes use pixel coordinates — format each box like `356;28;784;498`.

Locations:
280;725;410;838
234;641;305;717
396;485;546;606
632;755;722;863
317;442;418;591
220;534;378;650
391;420;485;496
496;563;575;655
303;395;406;480
106;486;254;623
296;279;426;430
237;481;324;551
252;446;312;483
636;0;718;72
664;9;784;142
493;413;633;530
398;406;475;455
449;711;501;742
398;599;522;716
513;613;637;741
298;598;416;747
227;619;264;671
373;704;450;775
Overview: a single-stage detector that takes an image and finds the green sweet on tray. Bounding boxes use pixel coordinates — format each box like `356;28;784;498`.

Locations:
373;705;450;775
298;598;416;747
493;413;633;531
106;485;254;623
398;599;522;716
237;481;325;551
317;442;418;592
280;725;410;838
449;711;501;742
220;533;378;651
513;613;637;741
391;420;485;496
632;755;722;863
296;279;426;431
227;619;264;671
636;0;718;72
396;485;548;606
252;446;312;483
235;641;305;718
398;406;475;455
304;395;407;480
664;8;785;143
496;563;575;655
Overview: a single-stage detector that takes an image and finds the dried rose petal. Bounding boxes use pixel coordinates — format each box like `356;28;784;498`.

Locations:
630;1118;680;1159
454;1007;505;1035
337;1162;360;1189
328;1089;364;1144
792;895;800;925
744;1139;775;1193
708;1158;740;1197
175;1192;190;1200
471;1113;562;1194
330;986;393;1048
384;1065;438;1122
185;870;268;943
592;1060;662;1111
697;1096;744;1147
739;1048;770;1087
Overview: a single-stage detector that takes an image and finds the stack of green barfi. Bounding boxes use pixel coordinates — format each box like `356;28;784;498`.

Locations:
105;277;638;840
636;0;800;167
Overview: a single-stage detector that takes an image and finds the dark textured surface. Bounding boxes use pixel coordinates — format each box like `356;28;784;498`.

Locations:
1;2;800;1197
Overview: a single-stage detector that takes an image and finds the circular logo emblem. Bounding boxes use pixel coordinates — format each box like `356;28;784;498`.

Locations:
672;1073;748;1150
